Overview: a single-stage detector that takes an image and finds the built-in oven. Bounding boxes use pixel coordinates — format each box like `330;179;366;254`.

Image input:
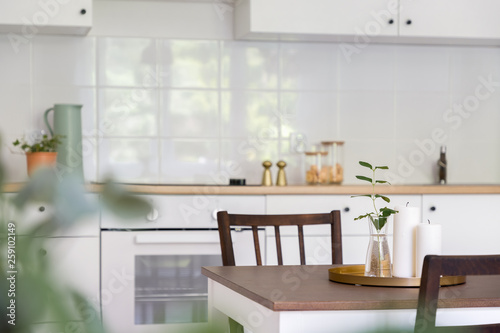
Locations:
100;194;265;333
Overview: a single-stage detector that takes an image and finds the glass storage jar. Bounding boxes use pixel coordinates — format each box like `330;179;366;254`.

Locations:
319;151;330;184
305;152;320;185
321;141;344;184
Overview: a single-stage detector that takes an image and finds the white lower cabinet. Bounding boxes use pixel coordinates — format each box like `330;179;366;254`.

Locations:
266;195;420;265
422;194;500;255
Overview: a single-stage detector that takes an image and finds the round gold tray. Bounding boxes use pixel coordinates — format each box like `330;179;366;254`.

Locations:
329;265;466;287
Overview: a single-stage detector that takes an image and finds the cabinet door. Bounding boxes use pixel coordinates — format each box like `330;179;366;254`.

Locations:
236;0;397;39
0;0;91;35
4;193;99;237
25;237;100;324
399;0;500;40
422;194;500;255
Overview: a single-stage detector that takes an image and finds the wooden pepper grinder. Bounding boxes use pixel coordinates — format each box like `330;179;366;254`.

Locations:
276;160;287;186
261;161;273;186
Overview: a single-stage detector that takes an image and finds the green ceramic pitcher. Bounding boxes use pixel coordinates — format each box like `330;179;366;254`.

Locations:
44;104;84;180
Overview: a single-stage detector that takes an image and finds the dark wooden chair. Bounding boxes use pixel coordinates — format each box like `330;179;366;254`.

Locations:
415;254;500;333
217;210;343;266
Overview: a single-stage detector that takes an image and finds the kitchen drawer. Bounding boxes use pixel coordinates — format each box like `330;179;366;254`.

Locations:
101;194;266;229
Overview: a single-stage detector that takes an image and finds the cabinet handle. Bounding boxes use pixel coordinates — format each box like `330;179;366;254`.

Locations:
388;19;394;25
430;206;436;212
406;19;412;25
343;207;350;212
146;208;159;222
80;9;87;15
38;206;45;212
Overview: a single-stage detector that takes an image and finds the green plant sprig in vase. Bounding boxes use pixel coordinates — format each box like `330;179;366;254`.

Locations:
352;161;398;277
12;134;62;153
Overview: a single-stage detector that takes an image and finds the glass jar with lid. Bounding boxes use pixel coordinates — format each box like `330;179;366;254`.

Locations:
304;152;320;185
318;151;330;184
321;141;344;184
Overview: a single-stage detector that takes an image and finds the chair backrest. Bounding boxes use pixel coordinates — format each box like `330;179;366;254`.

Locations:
415;255;500;333
217;210;342;266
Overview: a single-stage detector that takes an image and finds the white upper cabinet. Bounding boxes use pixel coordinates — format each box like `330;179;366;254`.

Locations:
399;0;500;41
235;0;500;45
235;0;397;41
0;0;92;35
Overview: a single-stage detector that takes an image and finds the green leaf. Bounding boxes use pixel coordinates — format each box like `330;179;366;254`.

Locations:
359;161;373;169
101;180;152;220
380;207;398;217
355;175;372;183
354;213;373;221
375;194;390;203
375;180;390;184
374;217;387;230
350;194;373;199
375;166;389;170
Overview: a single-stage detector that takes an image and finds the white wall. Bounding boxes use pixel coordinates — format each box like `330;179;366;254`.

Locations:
1;1;500;185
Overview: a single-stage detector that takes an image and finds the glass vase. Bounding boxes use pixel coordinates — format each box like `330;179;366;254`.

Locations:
364;220;392;277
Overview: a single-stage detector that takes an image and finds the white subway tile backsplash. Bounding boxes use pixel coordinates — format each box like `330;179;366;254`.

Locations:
395;91;451;140
1;33;499;184
0;36;31;86
338;44;396;91
160;90;219;138
395;45;450;92
0;86;33;137
447;140;500;184
280;92;338;143
33;36;96;86
98;88;158;137
98;138;160;183
160;139;219;184
280;42;337;91
450;46;500;93
221;41;279;90
160;40;219;89
98;37;157;87
448;91;500;143
220;91;279;138
338;91;395;140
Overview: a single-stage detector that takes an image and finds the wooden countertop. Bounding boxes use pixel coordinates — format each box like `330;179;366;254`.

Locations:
3;182;500;195
202;265;500;311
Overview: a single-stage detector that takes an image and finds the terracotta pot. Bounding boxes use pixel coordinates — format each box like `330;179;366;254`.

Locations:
26;152;58;176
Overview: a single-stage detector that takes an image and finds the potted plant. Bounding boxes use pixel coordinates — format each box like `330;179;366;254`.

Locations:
12;133;63;176
352;161;398;277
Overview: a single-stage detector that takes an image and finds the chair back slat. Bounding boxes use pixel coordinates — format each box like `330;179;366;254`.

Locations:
297;225;306;265
252;225;262;266
274;225;283;265
415;255;500;333
217;210;342;266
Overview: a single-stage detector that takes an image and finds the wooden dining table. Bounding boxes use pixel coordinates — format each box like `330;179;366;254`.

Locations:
202;265;500;333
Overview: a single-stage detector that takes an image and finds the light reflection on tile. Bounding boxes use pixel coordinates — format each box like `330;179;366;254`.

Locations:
98;138;160;183
160;139;219;184
98;37;157;87
221;91;279;138
280;92;337;142
221;41;278;89
160;40;219;88
161;90;218;138
98;88;158;136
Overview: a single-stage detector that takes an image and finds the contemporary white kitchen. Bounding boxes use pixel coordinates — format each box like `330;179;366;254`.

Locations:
1;1;500;333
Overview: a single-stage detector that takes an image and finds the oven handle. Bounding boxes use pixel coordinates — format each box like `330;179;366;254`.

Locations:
135;233;221;244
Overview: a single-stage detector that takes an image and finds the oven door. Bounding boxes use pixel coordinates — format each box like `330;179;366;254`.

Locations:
101;230;223;333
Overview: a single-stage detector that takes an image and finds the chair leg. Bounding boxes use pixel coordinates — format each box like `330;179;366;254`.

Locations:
228;317;244;333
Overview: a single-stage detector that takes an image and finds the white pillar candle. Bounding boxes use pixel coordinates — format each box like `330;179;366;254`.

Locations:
392;205;420;277
416;222;442;277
